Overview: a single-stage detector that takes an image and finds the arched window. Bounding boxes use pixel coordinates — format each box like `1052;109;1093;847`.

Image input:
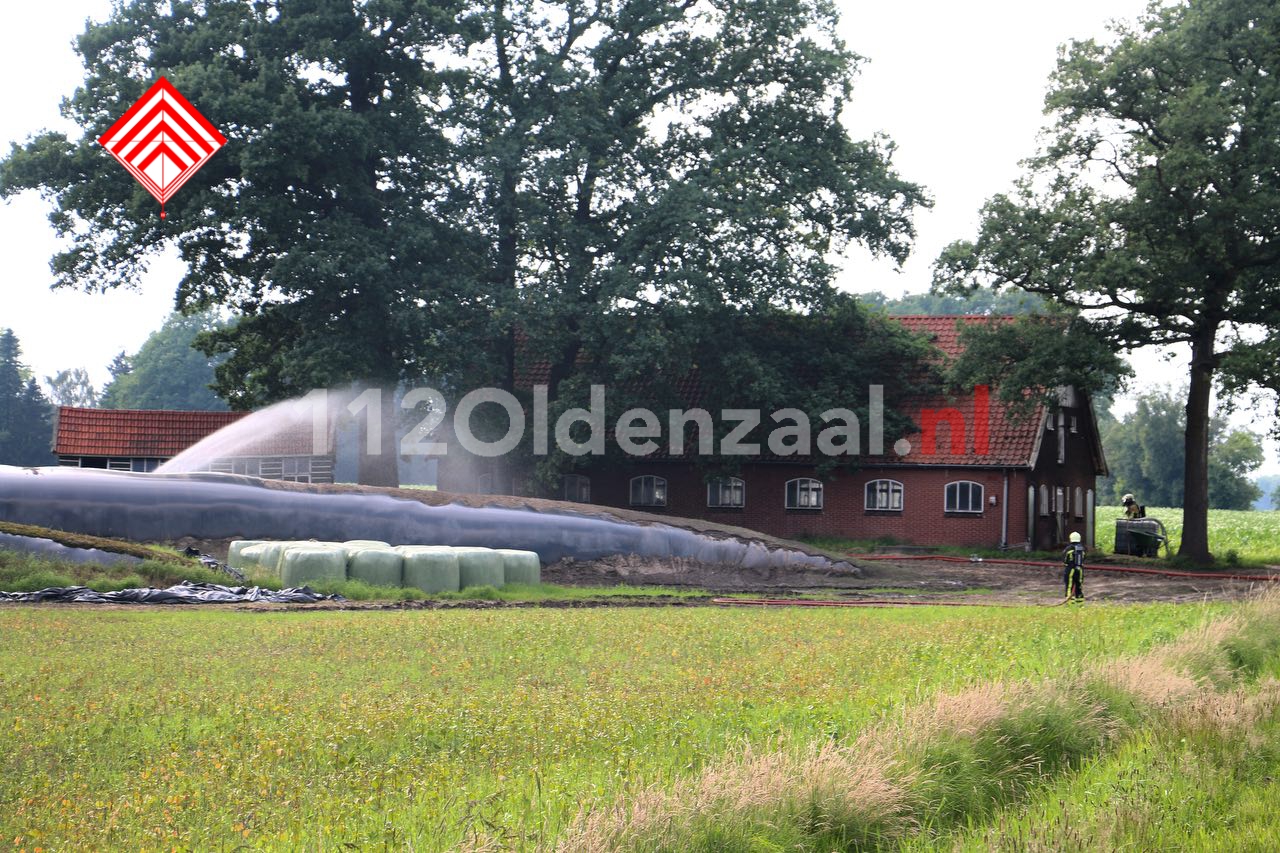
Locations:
785;478;823;510
476;472;494;495
630;475;667;507
945;481;984;514
562;474;591;503
707;477;745;508
1074;486;1084;519
864;479;904;511
1039;484;1049;517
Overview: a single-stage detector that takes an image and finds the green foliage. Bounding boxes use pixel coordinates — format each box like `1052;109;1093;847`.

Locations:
533;293;941;486
43;367;99;408
0;550;228;591
1209;428;1265;510
934;0;1280;560
0;328;54;466
1099;388;1265;509
0;0;928;431
944;309;1129;414
860;287;1045;316
100;312;228;410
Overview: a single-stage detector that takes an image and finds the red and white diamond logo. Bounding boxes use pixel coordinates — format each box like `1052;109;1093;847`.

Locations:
98;76;226;216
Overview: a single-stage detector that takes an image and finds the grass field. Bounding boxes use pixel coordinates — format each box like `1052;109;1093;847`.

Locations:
0;603;1215;851
1096;505;1280;565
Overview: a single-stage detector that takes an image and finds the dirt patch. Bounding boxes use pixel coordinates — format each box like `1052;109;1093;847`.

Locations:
543;554;1274;605
542;554;871;592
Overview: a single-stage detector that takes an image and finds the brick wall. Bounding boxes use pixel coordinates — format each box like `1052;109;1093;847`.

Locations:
586;461;1028;548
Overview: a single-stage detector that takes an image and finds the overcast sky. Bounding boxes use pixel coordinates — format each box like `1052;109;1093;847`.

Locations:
2;0;1276;473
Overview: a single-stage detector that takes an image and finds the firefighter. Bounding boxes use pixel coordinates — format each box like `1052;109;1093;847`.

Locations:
1122;493;1142;519
1063;531;1085;601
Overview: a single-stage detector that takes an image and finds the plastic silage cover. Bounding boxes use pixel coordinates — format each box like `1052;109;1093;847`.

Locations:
454;547;506;589
496;549;541;585
396;546;461;594
348;548;403;587
279;545;347;587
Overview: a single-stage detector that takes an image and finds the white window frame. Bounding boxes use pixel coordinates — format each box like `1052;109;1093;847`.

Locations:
281;456;312;484
1039;484;1049;517
630;475;668;507
1056;486;1066;515
1074;486;1084;519
562;474;591;503
707;477;745;508
785;477;823;510
864;479;904;512
945;480;984;514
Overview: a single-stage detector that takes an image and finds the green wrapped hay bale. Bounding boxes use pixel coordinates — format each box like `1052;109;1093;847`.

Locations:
227;540;267;570
279;546;347;588
497;549;541;586
454;547;505;590
348;548;403;588
342;540;391;552
397;546;460;594
253;541;292;575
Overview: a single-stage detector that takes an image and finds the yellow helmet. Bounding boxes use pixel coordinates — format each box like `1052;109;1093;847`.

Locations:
1069;532;1082;543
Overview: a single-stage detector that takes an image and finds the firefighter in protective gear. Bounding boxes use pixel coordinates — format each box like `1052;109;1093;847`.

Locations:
1122;494;1142;519
1063;531;1085;601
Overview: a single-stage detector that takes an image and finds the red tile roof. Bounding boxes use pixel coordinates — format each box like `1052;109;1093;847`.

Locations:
893;314;1014;360
53;407;332;460
513;315;1049;468
888;315;1045;468
54;408;247;458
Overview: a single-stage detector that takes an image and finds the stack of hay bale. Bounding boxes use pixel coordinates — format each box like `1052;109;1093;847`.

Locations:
226;540;541;592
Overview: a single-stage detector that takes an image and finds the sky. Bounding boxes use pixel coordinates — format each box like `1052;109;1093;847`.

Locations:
1;0;1276;473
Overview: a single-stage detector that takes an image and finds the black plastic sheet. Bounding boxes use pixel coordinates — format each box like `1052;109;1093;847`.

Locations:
0;580;341;604
0;466;858;573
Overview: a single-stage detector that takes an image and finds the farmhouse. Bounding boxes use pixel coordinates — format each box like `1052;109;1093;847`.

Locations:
444;316;1109;550
51;406;336;483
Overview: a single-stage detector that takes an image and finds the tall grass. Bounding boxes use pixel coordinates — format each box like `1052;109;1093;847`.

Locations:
0;549;228;592
0;604;1206;850
561;594;1280;852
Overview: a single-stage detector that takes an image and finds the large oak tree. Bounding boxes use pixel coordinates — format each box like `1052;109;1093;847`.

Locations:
2;0;927;485
935;0;1280;561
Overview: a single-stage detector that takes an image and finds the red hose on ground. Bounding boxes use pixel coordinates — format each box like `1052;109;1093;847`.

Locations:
853;553;1280;583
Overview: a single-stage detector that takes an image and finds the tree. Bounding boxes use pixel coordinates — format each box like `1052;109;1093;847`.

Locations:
1099;387;1265;511
1271;481;1280;512
1208;428;1264;510
859;288;1044;316
935;0;1280;561
1;0;927;487
0;330;55;466
522;293;939;490
44;368;100;408
100;312;228;411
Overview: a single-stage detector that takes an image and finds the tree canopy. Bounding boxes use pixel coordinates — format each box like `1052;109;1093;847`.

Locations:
43;368;100;408
1;0;928;485
1099;388;1263;511
100;312;229;411
0;330;55;467
934;0;1280;560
